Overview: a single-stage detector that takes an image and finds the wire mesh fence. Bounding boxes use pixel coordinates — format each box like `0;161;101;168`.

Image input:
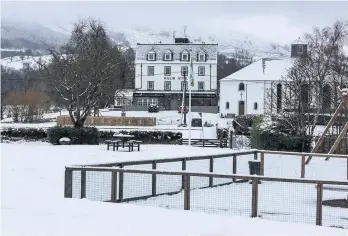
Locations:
258;181;316;225
65;167;348;228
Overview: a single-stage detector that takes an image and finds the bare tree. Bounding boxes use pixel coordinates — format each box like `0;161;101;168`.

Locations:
37;19;127;128
265;20;348;150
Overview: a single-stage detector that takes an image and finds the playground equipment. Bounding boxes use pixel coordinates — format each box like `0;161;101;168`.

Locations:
306;87;348;164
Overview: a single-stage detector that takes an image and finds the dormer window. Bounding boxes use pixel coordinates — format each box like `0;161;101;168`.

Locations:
164;50;172;61
147;51;156;61
198;53;206;61
297;45;303;54
181;51;189;61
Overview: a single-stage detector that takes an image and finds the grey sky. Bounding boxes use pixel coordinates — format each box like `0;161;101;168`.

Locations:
2;1;348;44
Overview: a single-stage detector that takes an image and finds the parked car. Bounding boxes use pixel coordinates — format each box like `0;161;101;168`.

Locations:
148;104;159;113
178;105;188;113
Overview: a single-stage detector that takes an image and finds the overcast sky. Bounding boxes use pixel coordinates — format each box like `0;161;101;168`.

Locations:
2;1;348;44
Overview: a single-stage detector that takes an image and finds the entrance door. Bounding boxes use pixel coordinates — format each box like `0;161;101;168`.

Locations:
238;101;245;116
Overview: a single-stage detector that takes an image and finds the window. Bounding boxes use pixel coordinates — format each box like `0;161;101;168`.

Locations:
147;81;154;90
150;98;158;105
181;52;189;61
198;53;205;61
147;66;154;76
226;102;230;109
164;81;171;91
181;81;188;91
181;66;188;76
198;66;205;76
198;81;205;91
238;82;245;91
115;97;132;106
254;102;258;110
297;45;303;54
147;52;156;61
164;66;171;76
164;51;172;61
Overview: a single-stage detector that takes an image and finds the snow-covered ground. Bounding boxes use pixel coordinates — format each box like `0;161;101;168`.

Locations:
1;110;230;139
1;142;347;235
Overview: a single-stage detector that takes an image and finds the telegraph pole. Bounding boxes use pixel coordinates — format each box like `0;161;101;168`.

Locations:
183;71;187;126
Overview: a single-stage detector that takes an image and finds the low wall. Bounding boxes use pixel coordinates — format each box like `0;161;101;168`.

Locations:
56;116;156;126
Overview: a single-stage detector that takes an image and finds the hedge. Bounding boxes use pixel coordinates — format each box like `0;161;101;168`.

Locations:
47;126;100;145
1;128;47;140
1;127;183;145
100;130;182;144
250;115;312;152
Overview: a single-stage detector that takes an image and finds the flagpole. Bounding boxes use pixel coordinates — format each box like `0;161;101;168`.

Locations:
188;52;193;146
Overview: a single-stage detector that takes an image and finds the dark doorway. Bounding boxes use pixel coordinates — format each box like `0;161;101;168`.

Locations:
238;101;245;116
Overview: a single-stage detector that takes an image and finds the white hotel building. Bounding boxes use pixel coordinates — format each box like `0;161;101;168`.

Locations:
133;38;218;111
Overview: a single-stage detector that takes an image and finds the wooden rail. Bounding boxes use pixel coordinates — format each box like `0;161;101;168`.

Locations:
64;166;348;227
257;150;348;180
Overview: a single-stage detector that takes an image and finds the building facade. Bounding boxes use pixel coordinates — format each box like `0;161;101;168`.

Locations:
133;38;218;112
219;43;308;117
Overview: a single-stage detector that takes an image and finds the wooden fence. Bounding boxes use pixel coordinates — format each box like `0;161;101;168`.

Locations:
56;115;156;126
64;166;348;227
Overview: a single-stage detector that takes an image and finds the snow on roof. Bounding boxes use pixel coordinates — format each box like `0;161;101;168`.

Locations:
136;44;218;61
115;89;134;97
221;58;294;82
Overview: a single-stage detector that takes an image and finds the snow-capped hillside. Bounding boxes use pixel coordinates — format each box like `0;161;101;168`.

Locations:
110;28;291;59
1;55;52;70
1;20;290;59
1;19;68;51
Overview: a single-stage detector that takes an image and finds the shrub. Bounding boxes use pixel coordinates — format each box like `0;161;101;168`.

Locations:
100;130;182;144
233;114;263;135
47;126;100;145
1;128;47;140
250;115;312;152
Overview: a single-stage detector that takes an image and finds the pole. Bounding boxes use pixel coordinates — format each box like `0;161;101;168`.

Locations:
183;72;187;126
188;54;192;146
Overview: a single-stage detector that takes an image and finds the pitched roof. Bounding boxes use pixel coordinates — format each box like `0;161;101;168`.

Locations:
220;58;294;82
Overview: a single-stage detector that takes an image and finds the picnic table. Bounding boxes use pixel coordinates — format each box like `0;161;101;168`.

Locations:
113;133;135;148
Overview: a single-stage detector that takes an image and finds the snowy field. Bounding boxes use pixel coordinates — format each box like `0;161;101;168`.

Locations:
2;142;348;235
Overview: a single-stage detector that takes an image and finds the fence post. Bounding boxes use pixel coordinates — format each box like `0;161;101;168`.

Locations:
316;183;323;226
260;152;265;176
119;165;124;202
251;177;259;217
152;161;157;196
232;154;237;182
229;131;233;149
209;156;214;187
182;159;186;189
301;155;306;178
184;174;190;210
111;170;118;203
64;168;73;198
80;169;86;199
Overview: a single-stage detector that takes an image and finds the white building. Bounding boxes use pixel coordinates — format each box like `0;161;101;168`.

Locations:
219;58;295;117
219;42;344;117
134;38;218;111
